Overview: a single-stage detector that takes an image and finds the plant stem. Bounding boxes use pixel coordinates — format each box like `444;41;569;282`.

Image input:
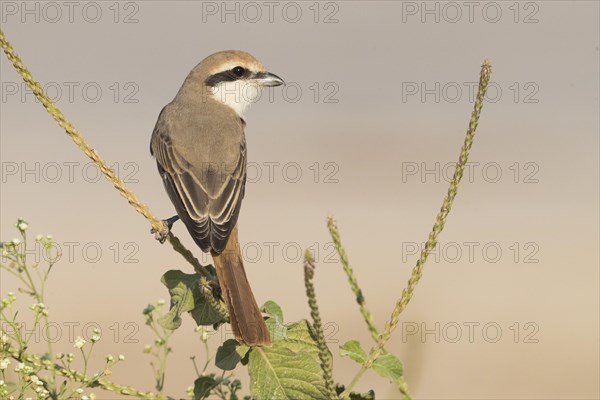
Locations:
0;29;213;280
340;60;492;399
6;345;166;399
327;217;379;344
329;217;412;398
303;250;338;400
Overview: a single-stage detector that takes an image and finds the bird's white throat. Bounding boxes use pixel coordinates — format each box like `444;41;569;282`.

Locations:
210;81;262;117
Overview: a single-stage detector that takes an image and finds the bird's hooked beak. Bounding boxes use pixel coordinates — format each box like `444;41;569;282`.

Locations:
253;71;285;87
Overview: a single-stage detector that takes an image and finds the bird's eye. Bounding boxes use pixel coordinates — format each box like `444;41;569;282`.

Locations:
232;66;245;77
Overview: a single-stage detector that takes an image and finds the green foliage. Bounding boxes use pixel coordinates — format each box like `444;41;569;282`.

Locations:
193;375;218;399
143;300;174;392
192;374;246;400
340;341;403;384
215;339;245;371
248;319;332;399
335;385;375;400
340;340;368;364
159;269;225;330
0;221;134;400
262;300;288;341
209;304;333;399
0;214;415;400
371;354;404;384
261;300;283;323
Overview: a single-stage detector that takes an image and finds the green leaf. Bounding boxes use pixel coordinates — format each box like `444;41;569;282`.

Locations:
372;354;404;383
349;392;375;400
339;340;368;364
335;384;375;400
216;339;243;371
248;319;331;399
189;296;224;328
261;300;284;323
193;375;218;399
237;344;251;366
262;300;288;341
159;269;223;330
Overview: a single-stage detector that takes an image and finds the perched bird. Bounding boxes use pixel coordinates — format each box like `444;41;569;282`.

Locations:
150;51;284;346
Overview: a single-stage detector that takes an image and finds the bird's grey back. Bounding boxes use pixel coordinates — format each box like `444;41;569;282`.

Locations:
150;96;247;253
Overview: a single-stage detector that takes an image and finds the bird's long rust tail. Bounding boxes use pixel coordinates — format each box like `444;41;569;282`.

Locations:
212;225;271;347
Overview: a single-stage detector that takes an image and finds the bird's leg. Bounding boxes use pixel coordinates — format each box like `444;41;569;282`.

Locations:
164;215;180;229
151;215;180;243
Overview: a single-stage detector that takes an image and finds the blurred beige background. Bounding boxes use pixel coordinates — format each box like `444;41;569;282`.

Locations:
1;1;598;399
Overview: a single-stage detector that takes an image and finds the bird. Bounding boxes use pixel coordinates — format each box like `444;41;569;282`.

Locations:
150;50;284;346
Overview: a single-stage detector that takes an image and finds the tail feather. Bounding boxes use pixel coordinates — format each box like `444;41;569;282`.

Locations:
212;225;271;347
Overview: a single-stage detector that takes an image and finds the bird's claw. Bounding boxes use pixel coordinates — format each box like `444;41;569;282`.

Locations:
151;215;180;244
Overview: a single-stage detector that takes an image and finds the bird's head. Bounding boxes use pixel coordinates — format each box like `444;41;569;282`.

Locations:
181;50;284;117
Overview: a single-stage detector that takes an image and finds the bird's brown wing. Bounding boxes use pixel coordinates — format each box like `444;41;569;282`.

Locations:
150;106;246;253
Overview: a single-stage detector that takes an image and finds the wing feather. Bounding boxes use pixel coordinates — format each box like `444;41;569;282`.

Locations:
151;104;246;253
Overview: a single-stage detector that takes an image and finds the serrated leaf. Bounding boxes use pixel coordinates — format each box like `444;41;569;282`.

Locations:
248;319;331;399
189;296;224;328
237;343;250;358
372;354;403;383
193;375;218;399
216;339;243;371
339;340;368;364
262;301;287;341
159;269;223;330
349;390;376;400
237;344;251;366
261;300;284;323
335;385;376;400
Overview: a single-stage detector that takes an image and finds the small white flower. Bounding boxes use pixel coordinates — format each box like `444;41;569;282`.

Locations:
157;299;165;306
37;235;54;249
0;294;16;307
0;358;10;370
76;388;84;394
31;303;48;317
74;336;86;349
105;354;114;362
90;334;100;343
11;238;20;245
16;219;28;231
118;354;125;361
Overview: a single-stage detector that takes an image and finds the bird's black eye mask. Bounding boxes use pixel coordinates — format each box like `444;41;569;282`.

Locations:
205;66;254;87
